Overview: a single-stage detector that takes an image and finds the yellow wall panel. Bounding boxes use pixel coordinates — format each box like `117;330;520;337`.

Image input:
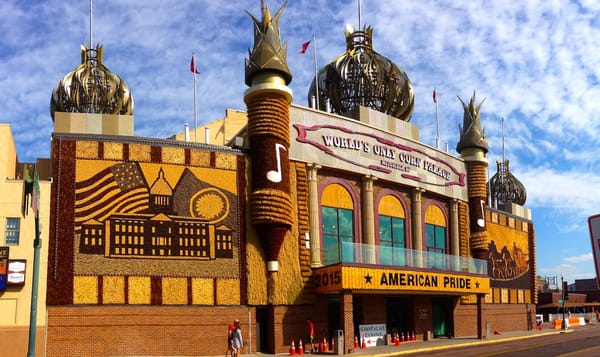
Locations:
378;195;405;218
216;279;240;305
76;141;98;159
128;276;151;304
322;183;353;209
162;147;185;165
162;277;188;305
189;150;212;167
192;278;214;305
424;205;445;225
129;143;151;162
103;276;125;304
73;276;98;304
215;152;237;170
103;142;123;160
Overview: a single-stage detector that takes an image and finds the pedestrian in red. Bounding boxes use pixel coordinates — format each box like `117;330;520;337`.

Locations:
306;319;315;352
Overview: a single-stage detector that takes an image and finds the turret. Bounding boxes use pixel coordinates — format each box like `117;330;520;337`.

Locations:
456;92;489;259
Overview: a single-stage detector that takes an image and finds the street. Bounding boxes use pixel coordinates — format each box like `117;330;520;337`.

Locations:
401;324;600;357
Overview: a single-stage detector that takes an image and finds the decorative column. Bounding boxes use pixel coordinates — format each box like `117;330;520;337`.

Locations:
362;175;376;264
456;92;489;260
411;187;424;267
307;163;322;267
451;199;460;270
244;3;293;277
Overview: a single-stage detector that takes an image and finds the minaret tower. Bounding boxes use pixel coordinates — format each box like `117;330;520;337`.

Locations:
244;2;293;278
456;92;489;259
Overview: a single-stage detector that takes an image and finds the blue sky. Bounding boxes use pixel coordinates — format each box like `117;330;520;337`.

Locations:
1;0;599;287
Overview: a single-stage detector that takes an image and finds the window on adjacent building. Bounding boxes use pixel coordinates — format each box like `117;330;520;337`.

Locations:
321;183;354;265
378;195;406;265
5;217;21;245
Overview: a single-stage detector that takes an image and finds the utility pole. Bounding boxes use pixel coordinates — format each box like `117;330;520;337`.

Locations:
561;274;567;330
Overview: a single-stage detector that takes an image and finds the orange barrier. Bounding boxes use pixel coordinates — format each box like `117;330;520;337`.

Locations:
552;317;586;329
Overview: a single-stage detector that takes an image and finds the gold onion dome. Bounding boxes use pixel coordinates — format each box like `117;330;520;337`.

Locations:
50;45;134;121
308;25;414;121
488;160;527;207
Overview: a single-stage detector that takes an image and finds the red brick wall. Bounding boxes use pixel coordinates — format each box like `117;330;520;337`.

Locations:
46;305;251;357
454;303;536;337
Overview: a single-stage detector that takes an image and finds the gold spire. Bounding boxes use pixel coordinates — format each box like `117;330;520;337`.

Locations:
244;0;292;87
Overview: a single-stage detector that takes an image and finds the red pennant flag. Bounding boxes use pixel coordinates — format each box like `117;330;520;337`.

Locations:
190;56;200;74
433;88;437;103
299;40;311;54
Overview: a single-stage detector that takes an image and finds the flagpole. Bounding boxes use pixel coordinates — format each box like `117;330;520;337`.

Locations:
312;33;320;110
192;52;198;143
434;87;440;149
89;0;93;47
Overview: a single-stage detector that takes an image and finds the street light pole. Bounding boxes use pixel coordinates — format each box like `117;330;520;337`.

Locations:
561;274;566;330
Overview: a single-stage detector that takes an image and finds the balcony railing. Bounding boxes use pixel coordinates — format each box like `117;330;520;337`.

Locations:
326;241;488;275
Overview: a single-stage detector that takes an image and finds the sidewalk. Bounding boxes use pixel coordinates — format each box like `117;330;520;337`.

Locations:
245;327;572;357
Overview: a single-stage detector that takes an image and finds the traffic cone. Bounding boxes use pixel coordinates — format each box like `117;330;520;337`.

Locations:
323;337;328;352
290;340;296;356
331;336;335;352
298;339;304;355
361;336;367;349
401;332;405;343
411;331;416;341
354;336;359;348
394;333;400;346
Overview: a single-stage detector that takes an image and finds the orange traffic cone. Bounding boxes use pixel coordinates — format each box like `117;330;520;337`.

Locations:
290;340;296;356
323;337;328;352
354;336;359;348
394;333;400;346
494;329;501;335
401;332;405;343
331;336;335;352
361;336;367;349
411;331;416;341
298;339;304;355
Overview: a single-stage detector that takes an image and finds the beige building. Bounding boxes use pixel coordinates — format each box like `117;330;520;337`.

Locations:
0;124;51;357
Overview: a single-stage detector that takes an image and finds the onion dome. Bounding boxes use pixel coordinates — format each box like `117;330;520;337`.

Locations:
308;25;414;121
488;160;527;207
50;45;134;121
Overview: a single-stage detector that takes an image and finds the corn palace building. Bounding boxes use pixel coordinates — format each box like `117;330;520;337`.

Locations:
43;3;536;356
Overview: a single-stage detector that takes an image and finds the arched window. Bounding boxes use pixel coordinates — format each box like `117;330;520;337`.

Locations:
321;183;354;265
378;195;406;265
424;204;447;269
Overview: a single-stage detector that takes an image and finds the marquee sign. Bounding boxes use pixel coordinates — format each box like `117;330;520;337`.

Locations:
290;108;468;200
313;265;490;295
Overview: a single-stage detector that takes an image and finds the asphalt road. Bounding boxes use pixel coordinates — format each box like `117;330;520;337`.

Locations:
401;324;600;357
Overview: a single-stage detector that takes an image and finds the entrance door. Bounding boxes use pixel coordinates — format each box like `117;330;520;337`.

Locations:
432;298;447;337
327;297;341;337
386;297;410;336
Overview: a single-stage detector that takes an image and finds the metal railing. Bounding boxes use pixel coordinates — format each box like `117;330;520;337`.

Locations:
326;241;488;275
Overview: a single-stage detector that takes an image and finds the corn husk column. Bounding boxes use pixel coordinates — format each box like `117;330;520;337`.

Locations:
244;3;293;273
456;92;489;260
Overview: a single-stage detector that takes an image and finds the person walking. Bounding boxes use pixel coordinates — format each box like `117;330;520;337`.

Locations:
225;320;236;357
231;319;244;357
306;319;315;352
